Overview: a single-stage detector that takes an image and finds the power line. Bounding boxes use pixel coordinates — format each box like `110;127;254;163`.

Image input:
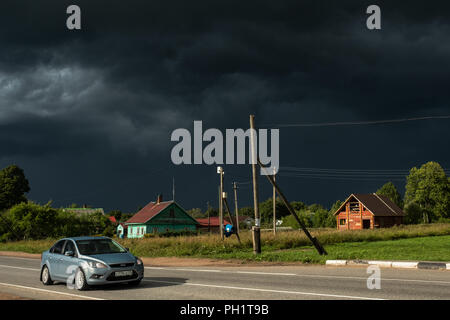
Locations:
281;166;450;175
266;115;450;128
279;173;406;182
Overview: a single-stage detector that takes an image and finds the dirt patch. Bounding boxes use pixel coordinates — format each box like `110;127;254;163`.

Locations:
0;292;31;300
0;251;40;259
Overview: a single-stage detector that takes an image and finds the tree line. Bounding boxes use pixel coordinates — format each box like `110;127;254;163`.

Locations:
0;161;449;240
0;165;115;241
188;161;450;229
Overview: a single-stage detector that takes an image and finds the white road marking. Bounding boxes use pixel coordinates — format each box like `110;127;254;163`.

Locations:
294;273;450;285
0;257;449;286
144;266;450;285
163;268;222;273
0;264;40;272
0;282;105;300
143;279;385;300
0;255;39;261
235;271;297;276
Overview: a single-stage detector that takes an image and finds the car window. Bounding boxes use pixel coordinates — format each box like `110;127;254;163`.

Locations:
63;240;76;255
50;240;66;254
76;239;127;255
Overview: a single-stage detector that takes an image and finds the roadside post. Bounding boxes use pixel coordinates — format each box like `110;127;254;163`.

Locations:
217;166;224;240
249;114;261;254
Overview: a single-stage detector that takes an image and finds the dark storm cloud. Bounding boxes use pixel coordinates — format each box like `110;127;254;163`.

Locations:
0;0;449;211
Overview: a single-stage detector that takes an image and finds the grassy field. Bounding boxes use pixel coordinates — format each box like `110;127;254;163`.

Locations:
0;223;449;264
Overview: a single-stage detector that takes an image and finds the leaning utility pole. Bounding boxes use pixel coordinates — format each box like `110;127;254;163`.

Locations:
217;166;224;240
233;182;240;234
258;159;327;255
223;196;241;243
249;114;261;254
273;167;277;235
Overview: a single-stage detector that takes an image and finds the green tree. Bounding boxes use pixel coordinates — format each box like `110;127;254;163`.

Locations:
108;210;122;221
281;210;313;229
8;202;59;240
310;205;329;228
326;200;343;228
376;181;404;208
0;165;30;211
404;161;450;223
187;208;203;218
205;207;218;217
238;207;254;218
291;201;306;211
259;198;291;223
403;202;423;224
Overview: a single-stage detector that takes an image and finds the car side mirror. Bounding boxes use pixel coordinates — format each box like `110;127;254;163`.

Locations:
125;247;130;252
65;251;74;257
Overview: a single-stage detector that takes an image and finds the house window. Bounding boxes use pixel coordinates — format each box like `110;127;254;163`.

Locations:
340;219;346;225
349;202;360;213
169;208;175;218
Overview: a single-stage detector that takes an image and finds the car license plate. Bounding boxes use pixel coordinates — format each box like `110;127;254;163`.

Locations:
115;270;133;277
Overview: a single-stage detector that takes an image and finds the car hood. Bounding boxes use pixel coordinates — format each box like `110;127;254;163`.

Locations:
83;252;136;264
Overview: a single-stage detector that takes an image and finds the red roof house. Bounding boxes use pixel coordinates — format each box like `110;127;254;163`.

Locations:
196;217;232;233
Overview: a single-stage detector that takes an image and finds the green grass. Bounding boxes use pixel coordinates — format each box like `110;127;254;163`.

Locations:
0;224;449;264
202;235;450;264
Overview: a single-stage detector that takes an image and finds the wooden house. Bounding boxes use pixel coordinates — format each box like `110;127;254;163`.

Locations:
125;195;198;238
334;193;404;230
196;217;231;233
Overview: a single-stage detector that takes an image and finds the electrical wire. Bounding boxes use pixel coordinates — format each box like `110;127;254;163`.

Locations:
265;115;450;128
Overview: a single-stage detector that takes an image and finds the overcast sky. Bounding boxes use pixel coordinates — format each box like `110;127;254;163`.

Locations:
1;0;449;213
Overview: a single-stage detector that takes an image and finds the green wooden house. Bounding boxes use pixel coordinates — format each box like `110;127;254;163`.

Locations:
125;195;198;238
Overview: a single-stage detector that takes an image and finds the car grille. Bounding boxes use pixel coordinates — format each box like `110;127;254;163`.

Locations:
109;262;135;268
106;270;138;281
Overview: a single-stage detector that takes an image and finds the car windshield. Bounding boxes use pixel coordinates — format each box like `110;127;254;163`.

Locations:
75;239;127;255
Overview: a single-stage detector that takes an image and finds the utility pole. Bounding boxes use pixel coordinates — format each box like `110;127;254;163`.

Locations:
257;158;327;255
233;182;240;234
223;197;241;243
217;166;224;240
172;177;175;201
207;201;211;234
273;167;276;235
249;114;261;254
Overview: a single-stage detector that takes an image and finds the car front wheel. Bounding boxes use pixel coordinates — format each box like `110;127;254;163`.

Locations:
74;268;89;291
41;265;53;285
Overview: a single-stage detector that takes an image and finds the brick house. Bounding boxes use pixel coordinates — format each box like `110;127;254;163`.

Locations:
334;193;405;230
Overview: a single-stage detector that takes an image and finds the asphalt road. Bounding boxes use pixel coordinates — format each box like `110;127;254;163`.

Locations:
0;256;449;300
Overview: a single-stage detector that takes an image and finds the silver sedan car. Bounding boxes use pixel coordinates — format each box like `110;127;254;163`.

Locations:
40;236;144;290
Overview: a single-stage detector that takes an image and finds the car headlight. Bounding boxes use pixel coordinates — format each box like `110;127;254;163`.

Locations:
136;258;143;265
87;261;108;269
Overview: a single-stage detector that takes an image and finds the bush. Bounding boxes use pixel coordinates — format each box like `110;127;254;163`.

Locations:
0;202;114;241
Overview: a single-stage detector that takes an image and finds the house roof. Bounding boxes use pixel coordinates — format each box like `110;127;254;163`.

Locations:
108;216;117;224
196;217;232;227
125;201;173;224
63;208;105;215
334;193;405;217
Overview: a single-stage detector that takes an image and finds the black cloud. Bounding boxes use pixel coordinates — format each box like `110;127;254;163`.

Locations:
0;0;449;212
